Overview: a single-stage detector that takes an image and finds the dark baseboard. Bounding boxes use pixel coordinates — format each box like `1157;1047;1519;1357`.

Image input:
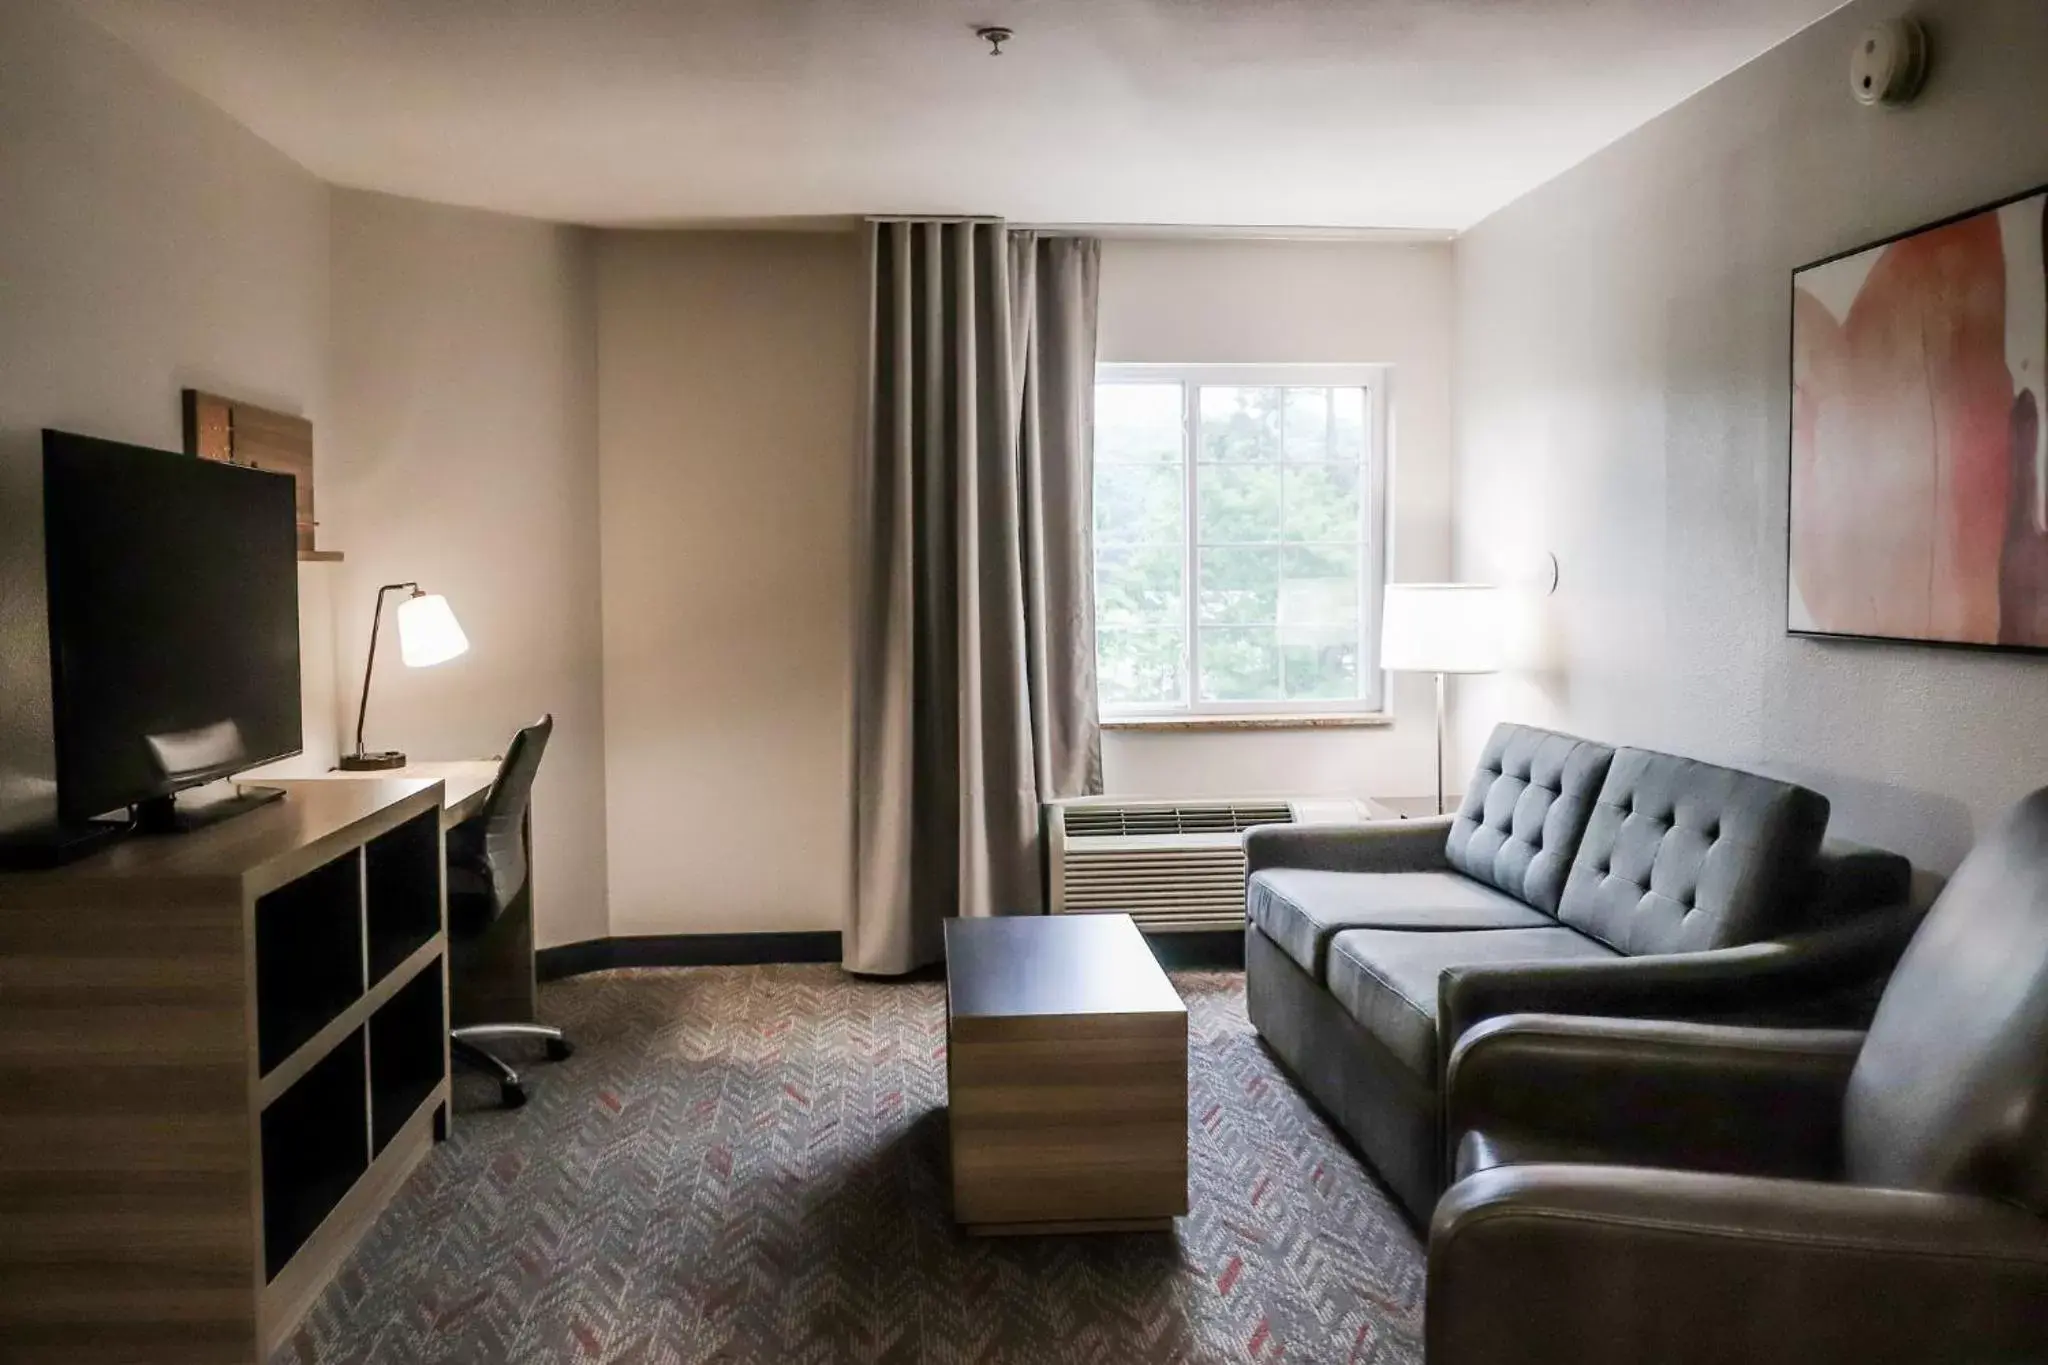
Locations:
537;931;843;980
534;938;618;981
536;923;1246;981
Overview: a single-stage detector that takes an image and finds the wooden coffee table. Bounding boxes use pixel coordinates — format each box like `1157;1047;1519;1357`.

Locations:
943;913;1189;1235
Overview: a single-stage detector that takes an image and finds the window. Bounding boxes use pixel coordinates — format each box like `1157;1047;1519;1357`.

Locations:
1093;364;1387;719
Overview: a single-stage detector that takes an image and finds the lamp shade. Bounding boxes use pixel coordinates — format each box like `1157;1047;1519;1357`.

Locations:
395;592;469;668
1381;583;1502;674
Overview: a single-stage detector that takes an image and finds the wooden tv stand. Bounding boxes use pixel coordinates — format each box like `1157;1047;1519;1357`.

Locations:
0;778;456;1363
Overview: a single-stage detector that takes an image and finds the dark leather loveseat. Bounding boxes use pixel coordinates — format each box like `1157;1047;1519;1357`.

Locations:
1244;722;1913;1222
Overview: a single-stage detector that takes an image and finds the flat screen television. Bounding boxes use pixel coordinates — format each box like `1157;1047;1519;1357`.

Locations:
42;429;303;831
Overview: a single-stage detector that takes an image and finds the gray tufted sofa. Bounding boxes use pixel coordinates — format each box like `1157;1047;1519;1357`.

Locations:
1244;723;1917;1223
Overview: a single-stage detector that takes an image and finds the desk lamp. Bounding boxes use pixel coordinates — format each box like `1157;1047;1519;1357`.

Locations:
340;583;469;771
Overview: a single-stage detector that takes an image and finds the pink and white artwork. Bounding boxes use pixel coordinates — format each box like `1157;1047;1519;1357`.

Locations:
1790;186;2048;649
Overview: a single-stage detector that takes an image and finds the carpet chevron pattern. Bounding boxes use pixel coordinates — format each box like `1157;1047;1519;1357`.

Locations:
274;966;1424;1365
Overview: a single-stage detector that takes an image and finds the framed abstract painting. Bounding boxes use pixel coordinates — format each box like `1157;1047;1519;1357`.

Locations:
1789;183;2048;651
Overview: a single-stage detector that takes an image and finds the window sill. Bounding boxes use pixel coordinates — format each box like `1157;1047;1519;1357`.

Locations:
1101;711;1395;734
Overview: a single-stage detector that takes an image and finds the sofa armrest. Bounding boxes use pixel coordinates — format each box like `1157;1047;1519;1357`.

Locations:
1429;1165;2048;1365
1807;837;1914;927
1243;817;1453;875
1437;902;1922;1046
1445;1014;1863;1180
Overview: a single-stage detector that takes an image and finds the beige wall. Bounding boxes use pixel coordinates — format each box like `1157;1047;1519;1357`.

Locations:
1097;238;1456;801
0;6;611;941
320;190;609;947
595;232;865;937
1452;0;2048;872
0;0;333;834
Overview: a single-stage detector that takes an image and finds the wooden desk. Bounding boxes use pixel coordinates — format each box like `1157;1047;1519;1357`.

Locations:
944;914;1189;1235
242;761;536;1030
245;759;498;828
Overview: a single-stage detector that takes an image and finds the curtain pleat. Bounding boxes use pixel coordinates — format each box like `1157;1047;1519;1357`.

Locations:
1013;232;1105;800
847;221;1103;976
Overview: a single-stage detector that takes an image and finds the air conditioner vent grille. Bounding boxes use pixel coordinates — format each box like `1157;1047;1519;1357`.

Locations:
1047;798;1316;932
1060;801;1295;838
1059;847;1249;931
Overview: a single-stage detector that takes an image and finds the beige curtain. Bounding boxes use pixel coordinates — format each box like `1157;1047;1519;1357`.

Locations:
846;221;1102;976
1012;232;1105;802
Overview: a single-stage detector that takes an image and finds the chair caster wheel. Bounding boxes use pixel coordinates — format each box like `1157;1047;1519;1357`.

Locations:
546;1037;575;1062
500;1080;528;1109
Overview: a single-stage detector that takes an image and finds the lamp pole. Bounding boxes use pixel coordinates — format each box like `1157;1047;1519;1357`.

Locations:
1433;671;1449;810
342;582;419;771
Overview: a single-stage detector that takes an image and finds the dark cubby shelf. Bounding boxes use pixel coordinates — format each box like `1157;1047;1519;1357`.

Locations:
255;850;364;1074
366;810;442;985
261;1031;369;1281
370;966;446;1155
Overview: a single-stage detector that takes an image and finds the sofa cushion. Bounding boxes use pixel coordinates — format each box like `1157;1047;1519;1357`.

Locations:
1559;749;1830;956
1325;926;1619;1080
1447;724;1616;915
1249;869;1555;976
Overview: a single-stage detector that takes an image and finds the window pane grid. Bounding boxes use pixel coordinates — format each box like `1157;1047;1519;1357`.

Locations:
1094;373;1379;715
1194;383;1362;703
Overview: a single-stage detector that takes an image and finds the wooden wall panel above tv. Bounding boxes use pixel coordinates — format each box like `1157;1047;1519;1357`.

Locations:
182;388;342;561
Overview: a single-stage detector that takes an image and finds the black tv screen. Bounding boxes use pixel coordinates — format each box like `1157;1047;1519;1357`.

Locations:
42;430;303;823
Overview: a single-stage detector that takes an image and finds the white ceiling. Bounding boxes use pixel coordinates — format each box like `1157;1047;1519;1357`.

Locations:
72;0;1848;231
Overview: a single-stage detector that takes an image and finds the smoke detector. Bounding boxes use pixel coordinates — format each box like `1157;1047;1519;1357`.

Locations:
1851;19;1929;106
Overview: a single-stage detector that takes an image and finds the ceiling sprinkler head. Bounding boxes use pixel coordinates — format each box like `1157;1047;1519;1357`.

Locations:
976;26;1013;56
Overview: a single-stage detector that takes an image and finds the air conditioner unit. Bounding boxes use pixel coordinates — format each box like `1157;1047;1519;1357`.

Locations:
1046;796;1369;933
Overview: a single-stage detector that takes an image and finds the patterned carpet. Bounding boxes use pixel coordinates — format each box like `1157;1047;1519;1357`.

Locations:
275;966;1424;1365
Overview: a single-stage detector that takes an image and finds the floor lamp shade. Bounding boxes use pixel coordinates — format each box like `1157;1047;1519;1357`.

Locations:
1381;584;1504;675
1381;583;1503;815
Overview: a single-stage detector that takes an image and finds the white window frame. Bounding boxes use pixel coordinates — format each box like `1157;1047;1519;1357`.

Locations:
1094;362;1392;721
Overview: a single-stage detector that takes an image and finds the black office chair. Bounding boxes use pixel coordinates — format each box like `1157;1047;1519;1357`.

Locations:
448;714;571;1108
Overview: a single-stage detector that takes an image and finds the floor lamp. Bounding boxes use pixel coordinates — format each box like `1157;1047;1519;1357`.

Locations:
1381;583;1503;815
